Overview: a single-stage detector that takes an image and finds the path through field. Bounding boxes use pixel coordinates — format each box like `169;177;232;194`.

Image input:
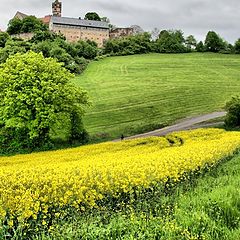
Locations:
118;111;226;141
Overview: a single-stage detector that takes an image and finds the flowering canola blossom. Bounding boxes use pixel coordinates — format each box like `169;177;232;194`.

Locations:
0;128;240;224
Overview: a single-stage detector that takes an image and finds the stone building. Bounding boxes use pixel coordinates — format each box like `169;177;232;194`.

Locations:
109;28;134;39
49;0;109;47
11;0;113;47
49;16;109;47
14;11;28;20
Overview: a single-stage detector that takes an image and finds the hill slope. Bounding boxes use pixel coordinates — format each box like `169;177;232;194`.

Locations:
74;53;240;140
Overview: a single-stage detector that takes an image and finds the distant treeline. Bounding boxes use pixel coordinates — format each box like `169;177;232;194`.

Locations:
1;16;240;74
104;30;240;56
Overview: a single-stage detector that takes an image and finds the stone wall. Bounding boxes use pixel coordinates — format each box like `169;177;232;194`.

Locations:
51;24;109;47
110;28;134;39
11;33;34;41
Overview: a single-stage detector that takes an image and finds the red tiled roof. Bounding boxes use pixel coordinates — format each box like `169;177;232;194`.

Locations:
40;15;52;25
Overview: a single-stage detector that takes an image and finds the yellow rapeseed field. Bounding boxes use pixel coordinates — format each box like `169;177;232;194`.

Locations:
0;128;240;226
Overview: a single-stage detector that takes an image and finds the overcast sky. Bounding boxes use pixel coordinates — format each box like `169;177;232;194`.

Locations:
0;0;239;43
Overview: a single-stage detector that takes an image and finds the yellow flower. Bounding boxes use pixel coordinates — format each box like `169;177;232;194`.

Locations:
0;128;239;227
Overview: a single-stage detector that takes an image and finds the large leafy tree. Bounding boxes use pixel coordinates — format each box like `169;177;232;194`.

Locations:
204;31;226;52
84;12;101;21
0;51;89;150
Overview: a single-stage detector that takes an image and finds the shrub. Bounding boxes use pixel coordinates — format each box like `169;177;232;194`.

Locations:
225;96;240;128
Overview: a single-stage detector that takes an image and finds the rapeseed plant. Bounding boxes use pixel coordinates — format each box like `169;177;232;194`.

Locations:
0;128;239;230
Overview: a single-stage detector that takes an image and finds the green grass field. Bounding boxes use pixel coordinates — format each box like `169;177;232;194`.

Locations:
74;53;240;140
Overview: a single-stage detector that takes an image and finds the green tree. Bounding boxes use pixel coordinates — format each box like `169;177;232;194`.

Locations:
155;30;187;53
0;51;89;151
104;33;152;55
0;32;10;48
84;12;101;21
7;18;23;35
7;16;47;35
196;41;205;52
234;39;240;54
185;35;197;50
225;96;240;127
21;16;47;33
204;31;226;52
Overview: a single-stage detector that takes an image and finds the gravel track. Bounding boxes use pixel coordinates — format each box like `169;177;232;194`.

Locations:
115;111;226;141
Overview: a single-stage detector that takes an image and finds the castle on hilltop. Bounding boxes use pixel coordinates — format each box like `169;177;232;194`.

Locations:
49;0;109;47
12;0;135;47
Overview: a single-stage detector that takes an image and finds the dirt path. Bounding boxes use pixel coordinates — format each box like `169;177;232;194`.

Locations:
116;111;226;141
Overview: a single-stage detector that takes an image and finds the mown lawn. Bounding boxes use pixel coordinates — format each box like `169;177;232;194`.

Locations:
73;53;240;140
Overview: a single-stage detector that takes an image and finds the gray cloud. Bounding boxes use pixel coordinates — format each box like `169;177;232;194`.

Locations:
0;0;239;43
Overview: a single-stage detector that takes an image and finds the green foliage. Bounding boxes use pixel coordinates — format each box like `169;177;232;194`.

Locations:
234;39;240;54
0;39;30;64
225;96;240;127
222;43;235;54
30;39;96;73
104;33;152;55
185;34;197;50
155;30;188;53
31;40;52;57
69;110;89;144
0;51;89;153
7;16;47;35
205;31;226;52
31;30;66;43
84;12;101;21
0;32;10;48
196;41;205;52
6;18;22;35
74;40;98;59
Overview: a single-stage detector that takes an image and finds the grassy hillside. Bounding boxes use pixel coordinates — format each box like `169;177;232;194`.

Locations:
73;53;240;140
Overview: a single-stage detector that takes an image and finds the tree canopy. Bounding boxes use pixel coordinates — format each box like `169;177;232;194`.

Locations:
204;31;226;52
0;34;98;74
185;35;197;50
84;12;101;21
104;33;152;55
7;16;47;35
155;30;187;53
0;51;89;152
